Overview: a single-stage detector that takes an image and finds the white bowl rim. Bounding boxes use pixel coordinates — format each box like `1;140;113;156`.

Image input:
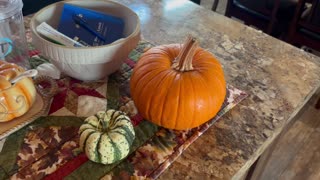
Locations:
30;0;141;50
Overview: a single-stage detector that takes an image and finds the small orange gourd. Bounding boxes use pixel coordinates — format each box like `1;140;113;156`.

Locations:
130;36;227;130
0;61;36;122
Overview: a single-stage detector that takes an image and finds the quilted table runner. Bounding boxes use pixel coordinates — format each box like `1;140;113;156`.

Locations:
0;17;248;179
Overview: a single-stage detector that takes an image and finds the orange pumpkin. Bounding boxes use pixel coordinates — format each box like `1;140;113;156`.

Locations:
0;61;36;122
130;36;227;130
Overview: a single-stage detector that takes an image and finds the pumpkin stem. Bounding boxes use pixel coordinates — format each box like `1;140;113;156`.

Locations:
172;36;198;71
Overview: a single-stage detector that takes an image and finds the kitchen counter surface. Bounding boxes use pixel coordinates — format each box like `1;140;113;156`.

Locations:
115;0;320;179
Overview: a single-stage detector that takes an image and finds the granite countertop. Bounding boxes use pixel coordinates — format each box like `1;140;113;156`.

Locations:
115;0;320;179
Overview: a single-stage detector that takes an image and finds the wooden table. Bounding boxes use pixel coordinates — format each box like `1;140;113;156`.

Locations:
113;0;320;179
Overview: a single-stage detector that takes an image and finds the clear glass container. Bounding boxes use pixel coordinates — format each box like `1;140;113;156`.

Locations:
0;0;30;69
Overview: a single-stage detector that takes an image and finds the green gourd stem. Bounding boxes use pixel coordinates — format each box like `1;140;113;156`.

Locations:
98;118;107;132
173;36;198;71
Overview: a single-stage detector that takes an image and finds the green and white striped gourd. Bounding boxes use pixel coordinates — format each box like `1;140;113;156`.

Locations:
79;109;135;164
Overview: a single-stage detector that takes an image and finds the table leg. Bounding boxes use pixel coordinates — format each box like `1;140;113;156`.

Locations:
212;0;219;11
316;98;320;109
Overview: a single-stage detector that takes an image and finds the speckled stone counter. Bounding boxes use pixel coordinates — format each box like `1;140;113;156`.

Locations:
113;0;320;179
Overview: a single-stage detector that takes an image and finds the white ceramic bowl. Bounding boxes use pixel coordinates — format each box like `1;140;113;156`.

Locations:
30;0;141;81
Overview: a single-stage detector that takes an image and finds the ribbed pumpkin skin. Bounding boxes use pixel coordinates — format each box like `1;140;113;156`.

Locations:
79;109;135;164
130;44;227;130
0;61;36;122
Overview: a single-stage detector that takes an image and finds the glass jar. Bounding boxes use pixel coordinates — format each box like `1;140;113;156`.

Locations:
0;0;30;69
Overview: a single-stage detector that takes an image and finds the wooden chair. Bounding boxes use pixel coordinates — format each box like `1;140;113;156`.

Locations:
225;0;297;37
190;0;201;5
189;0;220;12
285;0;320;110
286;0;320;51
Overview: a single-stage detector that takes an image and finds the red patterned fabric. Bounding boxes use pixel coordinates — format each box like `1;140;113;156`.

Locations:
44;153;88;180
